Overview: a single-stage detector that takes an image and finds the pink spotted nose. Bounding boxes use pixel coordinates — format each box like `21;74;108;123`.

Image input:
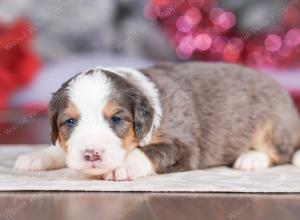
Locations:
83;149;102;162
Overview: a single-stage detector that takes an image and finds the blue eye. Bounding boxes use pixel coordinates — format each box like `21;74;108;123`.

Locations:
110;116;121;124
65;119;77;128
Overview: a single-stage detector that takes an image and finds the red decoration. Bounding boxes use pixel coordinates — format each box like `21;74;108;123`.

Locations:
145;0;300;69
0;20;41;109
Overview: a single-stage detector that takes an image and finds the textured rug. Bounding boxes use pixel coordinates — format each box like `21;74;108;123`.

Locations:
1;145;300;192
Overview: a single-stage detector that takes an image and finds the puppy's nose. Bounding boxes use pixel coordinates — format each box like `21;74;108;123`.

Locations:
83;149;102;162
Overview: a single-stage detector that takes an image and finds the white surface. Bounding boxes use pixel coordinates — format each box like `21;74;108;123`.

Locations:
1;146;300;192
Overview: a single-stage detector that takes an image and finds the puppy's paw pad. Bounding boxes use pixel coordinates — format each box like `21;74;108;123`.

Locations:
15;154;48;171
233;151;270;170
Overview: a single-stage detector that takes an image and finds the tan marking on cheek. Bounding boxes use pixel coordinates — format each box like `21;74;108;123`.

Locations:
251;121;278;164
122;125;138;151
59;133;68;152
57;101;79;153
103;100;120;119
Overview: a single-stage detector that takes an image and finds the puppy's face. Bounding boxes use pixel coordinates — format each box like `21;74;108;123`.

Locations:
49;69;154;173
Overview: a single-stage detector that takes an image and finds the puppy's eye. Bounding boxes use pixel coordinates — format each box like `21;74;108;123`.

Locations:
110;116;121;125
65;119;77;128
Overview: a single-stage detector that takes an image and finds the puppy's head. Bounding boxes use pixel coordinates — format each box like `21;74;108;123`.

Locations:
49;68;154;173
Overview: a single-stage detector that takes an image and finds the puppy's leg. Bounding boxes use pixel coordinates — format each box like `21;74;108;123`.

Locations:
102;148;154;181
234;121;273;170
141;139;195;174
234;121;294;170
233;150;271;170
102;139;193;181
15;146;66;171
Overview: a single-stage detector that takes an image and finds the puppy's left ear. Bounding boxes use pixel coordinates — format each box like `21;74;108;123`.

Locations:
133;94;154;140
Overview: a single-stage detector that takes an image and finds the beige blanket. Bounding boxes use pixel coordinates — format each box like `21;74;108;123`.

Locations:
1;145;300;192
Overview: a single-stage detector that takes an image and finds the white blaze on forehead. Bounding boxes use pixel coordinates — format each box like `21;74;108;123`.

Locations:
68;70;112;119
67;69;119;148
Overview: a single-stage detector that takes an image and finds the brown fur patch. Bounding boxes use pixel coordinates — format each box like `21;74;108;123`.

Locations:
251;121;278;164
59;133;69;152
103;100;138;150
149;130;164;145
58;102;80;152
122;126;138;150
102;101;120;120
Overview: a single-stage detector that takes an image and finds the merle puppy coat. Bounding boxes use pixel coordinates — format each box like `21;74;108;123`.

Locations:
15;62;300;180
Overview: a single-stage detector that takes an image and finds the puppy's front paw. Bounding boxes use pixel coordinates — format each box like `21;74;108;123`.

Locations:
15;147;66;171
15;153;49;171
102;163;148;181
233;151;271;170
101;166;135;181
101;149;154;181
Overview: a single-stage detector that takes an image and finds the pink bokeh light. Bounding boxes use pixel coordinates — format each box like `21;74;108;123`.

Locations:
146;0;300;67
176;35;195;59
185;7;202;25
265;34;282;52
285;28;300;47
215;11;236;30
209;8;224;23
176;15;194;33
194;33;212;51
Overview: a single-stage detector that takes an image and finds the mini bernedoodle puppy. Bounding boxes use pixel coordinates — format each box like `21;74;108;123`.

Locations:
15;62;300;180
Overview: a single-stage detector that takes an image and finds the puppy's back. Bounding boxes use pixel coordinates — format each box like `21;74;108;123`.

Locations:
142;62;300;168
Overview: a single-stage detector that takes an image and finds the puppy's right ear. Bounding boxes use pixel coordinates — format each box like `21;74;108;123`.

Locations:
48;93;60;145
48;76;74;145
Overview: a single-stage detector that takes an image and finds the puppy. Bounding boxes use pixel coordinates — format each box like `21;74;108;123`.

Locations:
15;62;300;180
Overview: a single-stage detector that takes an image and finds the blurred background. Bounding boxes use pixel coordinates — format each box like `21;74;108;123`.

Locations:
0;0;299;144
